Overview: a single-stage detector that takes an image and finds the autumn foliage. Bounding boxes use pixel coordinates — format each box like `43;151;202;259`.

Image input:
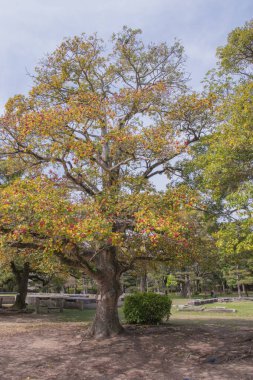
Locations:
0;27;215;337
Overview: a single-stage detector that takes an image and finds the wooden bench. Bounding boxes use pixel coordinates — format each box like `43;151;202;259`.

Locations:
35;297;64;314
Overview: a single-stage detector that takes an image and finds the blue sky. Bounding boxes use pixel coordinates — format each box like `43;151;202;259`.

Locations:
0;0;252;113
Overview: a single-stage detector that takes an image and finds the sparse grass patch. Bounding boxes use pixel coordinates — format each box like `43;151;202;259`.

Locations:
171;300;253;319
52;307;125;323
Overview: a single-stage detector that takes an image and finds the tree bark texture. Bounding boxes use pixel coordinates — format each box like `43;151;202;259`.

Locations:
139;270;147;293
88;248;124;338
11;261;30;309
180;275;191;298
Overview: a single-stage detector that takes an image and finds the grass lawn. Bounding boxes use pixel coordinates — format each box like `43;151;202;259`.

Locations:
166;292;253;299
52;299;253;323
55;308;96;322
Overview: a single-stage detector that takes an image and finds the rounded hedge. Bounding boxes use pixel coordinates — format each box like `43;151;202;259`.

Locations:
123;292;172;324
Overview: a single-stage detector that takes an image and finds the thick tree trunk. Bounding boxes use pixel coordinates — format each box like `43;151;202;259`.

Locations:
11;261;30;310
87;248;124;338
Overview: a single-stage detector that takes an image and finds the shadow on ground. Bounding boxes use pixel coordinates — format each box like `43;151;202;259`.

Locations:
0;316;252;380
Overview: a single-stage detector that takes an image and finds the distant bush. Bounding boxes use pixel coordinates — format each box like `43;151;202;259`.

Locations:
123;292;172;324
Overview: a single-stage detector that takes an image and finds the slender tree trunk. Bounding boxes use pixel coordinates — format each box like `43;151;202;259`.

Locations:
11;261;30;309
237;283;241;297
180;273;191;298
196;279;201;294
180;282;187;298
139;270;147;293
236;268;241;298
242;283;248;296
186;274;191;298
87;248;123;338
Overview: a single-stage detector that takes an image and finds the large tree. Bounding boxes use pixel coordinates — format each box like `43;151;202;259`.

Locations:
0;28;213;337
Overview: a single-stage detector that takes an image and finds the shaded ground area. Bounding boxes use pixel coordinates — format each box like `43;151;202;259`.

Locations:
0;314;253;380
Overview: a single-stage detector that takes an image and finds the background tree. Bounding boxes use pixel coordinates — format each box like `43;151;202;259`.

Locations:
0;177;72;309
182;20;253;292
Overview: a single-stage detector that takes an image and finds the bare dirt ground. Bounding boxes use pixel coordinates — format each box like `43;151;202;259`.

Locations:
0;314;253;380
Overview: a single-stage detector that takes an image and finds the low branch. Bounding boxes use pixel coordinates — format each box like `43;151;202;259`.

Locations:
120;255;173;274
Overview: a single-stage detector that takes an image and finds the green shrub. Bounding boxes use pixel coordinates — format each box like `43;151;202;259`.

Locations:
123;292;172;324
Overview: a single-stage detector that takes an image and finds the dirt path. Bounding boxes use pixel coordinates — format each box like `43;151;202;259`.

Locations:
0;315;252;380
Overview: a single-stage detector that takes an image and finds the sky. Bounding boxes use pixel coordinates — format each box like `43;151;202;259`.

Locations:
0;0;252;190
0;0;252;113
